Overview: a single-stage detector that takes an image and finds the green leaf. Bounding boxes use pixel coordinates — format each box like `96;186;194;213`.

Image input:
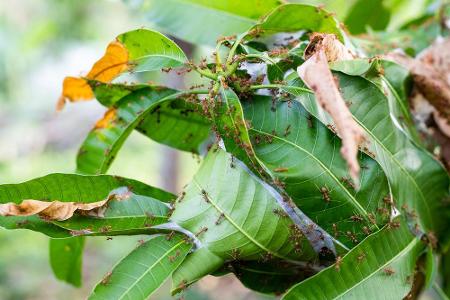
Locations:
89;82;148;107
77;86;184;174
344;0;390;34
170;147;319;293
91;82;211;153
136;98;211;153
243;95;390;248
90;81;211;154
0;173;173;204
0;173;174;204
251;4;345;42
0;215;73;238
286;72;450;237
117;28;187;72
0;174;174;237
283;220;423;299
130;0;281;45
49;237;85;287
54;193;171;236
89;234;192;300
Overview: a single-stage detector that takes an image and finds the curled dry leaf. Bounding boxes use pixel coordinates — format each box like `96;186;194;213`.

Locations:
57;41;129;110
0;187;131;221
298;33;364;183
386;38;450;137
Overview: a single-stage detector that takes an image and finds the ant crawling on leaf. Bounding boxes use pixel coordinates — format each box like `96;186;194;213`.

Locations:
320;186;331;202
101;272;112;285
383;267;395;276
201;189;210;203
335;256;343;271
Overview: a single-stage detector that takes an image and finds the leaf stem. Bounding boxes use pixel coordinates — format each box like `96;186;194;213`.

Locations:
215;41;225;72
226;33;245;65
245;54;278;65
190;64;218;80
249;84;284;90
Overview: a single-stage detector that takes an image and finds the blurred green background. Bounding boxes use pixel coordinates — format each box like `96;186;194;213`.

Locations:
0;0;445;299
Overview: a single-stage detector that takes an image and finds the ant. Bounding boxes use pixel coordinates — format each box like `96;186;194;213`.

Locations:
168;250;181;263
368;213;377;224
284;124;292;136
230;249;241;260
383;267;395;276
383;196;393;206
346;231;358;243
178;191;186;202
177;280;188;291
262;252;273;262
166;231;175;241
230;156;235;168
335;256;343;271
215;213;225;225
272;208;288;218
201;189;210;203
341;177;356;189
362;226;371;235
195;226;208;237
350;215;363;222
320;187;331;202
101;272;112;285
332;223;339;237
357;252;366;263
306;115;313;128
387;220;401;230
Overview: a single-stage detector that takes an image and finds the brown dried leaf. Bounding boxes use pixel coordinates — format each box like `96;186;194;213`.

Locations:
298;34;364;183
0;187;132;221
58;41;129;110
387;48;450;122
304;33;354;61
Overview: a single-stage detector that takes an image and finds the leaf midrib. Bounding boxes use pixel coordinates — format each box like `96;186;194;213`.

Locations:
116;240;185;300
250;128;373;225
191;180;292;262
335;238;418;299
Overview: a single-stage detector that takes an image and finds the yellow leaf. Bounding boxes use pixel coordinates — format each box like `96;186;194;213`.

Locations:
86;41;129;81
95;108;117;129
58;40;129;110
57;77;94;111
